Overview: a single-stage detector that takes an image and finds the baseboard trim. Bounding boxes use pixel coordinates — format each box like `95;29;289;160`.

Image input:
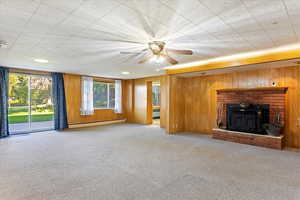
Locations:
68;119;126;129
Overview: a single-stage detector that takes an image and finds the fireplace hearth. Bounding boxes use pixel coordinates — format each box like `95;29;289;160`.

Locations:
227;104;269;134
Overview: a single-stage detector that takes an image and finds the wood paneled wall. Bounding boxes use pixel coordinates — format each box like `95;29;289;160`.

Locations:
63;74;125;124
122;79;134;122
166;76;185;133
169;66;300;148
160;75;168;128
123;75;168;128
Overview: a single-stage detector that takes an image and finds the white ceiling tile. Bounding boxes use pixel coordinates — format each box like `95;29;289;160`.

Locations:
71;0;120;21
160;0;201;14
266;25;297;46
55;15;94;35
24;4;70;35
121;1;191;38
1;0;41;14
283;0;300;14
243;0;289;28
100;5;149;37
239;31;273;49
41;0;84;13
219;5;261;33
198;0;242;15
197;17;234;35
0;2;34;33
283;0;300;40
160;0;214;25
98;4;174;42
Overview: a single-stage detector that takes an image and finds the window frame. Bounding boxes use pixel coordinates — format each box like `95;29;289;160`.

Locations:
93;81;115;110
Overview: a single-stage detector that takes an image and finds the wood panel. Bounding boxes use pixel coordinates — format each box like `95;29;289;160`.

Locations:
171;66;300;148
63;74;125;124
166;76;185;133
160;75;168;128
132;78;148;124
122;79;134;122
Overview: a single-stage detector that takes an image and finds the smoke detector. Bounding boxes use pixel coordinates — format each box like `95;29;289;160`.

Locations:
0;41;8;49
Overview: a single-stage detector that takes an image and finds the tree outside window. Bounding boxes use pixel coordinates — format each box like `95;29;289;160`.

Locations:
93;81;115;109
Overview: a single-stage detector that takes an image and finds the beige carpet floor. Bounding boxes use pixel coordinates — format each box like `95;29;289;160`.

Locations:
0;123;299;200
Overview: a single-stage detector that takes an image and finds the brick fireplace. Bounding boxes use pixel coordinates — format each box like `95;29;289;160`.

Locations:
217;87;287;128
213;87;288;149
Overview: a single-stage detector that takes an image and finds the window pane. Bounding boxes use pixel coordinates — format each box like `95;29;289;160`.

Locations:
93;81;108;108
30;76;54;131
8;74;30;133
109;83;115;108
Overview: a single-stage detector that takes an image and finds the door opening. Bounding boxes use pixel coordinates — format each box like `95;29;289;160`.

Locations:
152;81;160;126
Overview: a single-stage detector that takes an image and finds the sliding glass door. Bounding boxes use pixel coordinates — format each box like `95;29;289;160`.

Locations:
8;73;54;134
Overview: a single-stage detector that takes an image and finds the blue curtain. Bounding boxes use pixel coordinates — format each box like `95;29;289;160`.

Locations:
52;73;68;130
0;67;9;138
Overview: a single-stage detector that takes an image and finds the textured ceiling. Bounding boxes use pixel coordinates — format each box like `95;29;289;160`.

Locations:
0;0;300;78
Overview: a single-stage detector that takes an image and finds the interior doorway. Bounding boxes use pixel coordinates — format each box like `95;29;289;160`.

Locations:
8;73;54;134
152;81;160;126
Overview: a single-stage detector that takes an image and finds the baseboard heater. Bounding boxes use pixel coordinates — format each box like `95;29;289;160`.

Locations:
68;119;126;129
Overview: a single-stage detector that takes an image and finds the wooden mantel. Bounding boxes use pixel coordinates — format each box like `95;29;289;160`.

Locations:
217;87;288;93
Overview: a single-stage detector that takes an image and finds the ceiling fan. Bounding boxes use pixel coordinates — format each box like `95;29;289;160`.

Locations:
120;41;193;65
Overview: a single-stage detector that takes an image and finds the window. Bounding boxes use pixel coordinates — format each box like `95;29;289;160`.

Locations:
93;81;115;109
8;73;54;134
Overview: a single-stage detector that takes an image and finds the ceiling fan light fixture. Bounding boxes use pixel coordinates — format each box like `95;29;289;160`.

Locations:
149;41;165;55
150;55;164;63
150;55;158;62
156;55;164;63
124;40;193;65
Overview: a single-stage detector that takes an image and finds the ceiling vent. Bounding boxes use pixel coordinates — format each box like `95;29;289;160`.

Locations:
0;41;8;49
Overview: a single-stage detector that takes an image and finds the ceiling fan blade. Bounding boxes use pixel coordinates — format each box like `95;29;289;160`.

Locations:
120;48;148;55
138;55;153;64
120;52;142;55
162;54;178;65
166;49;193;55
